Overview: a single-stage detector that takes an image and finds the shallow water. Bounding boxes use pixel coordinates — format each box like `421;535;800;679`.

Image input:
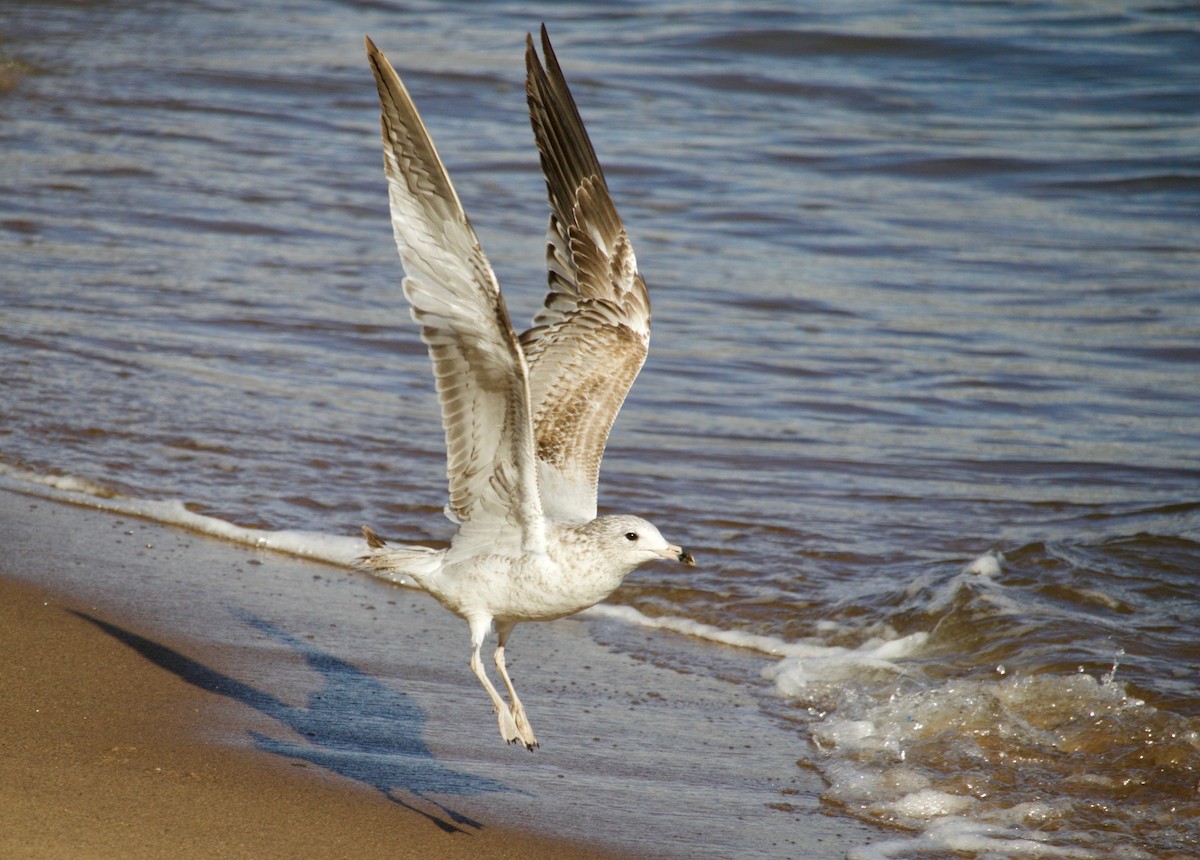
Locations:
3;1;1199;856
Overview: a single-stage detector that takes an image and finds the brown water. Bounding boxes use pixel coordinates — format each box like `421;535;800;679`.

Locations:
2;1;1198;856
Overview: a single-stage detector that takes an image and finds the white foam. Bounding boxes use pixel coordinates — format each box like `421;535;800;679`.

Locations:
0;463;366;567
583;602;798;656
1004;802;1061;825
822;761;930;805
884;788;976;820
762;630;929;697
849;816;1109;860
584;603;931;677
922;554;1022;618
809;664;1187;859
964;549;1005;576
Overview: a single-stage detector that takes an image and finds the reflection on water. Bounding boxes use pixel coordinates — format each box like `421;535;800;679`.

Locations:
2;1;1198;856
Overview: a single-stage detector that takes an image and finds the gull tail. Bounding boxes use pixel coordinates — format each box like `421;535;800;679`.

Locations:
357;526;445;588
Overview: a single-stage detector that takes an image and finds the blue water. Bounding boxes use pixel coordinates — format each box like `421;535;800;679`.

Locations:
2;1;1198;856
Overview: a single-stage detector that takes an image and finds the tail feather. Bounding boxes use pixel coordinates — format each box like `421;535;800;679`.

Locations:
362;525;389;549
357;525;445;588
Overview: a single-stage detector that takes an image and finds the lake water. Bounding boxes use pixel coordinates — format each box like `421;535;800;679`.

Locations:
2;1;1198;857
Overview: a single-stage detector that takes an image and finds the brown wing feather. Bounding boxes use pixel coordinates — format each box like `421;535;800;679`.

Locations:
366;36;543;538
521;26;652;522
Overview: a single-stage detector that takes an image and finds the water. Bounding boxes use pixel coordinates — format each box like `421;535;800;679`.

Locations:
3;1;1199;856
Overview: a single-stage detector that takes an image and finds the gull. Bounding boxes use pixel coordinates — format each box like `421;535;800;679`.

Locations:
359;27;694;751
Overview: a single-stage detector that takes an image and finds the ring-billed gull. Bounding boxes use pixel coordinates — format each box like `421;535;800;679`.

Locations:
360;27;694;751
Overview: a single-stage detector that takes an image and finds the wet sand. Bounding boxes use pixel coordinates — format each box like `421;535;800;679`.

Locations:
0;488;618;859
0;486;876;858
0;580;620;860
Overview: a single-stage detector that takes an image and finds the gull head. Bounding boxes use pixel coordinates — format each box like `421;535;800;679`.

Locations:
586;514;695;568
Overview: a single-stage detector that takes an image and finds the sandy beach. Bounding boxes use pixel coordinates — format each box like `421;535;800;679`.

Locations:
0;486;873;858
0;555;617;858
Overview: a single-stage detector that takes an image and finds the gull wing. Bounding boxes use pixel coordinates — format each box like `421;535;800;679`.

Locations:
366;37;543;543
521;26;651;523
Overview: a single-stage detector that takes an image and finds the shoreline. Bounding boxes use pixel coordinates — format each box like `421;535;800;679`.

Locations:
0;578;619;860
0;485;877;858
0;485;619;859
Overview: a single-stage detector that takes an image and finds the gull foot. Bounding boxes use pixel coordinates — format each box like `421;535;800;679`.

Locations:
496;703;522;746
511;702;538;750
495;705;538;750
516;733;539;752
506;736;539;751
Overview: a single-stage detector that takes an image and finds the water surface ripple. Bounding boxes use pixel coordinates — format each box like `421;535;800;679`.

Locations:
2;2;1198;857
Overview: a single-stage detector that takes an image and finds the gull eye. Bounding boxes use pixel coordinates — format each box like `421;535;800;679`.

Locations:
624;532;639;542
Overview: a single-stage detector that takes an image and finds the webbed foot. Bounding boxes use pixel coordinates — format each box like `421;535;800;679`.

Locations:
495;703;538;750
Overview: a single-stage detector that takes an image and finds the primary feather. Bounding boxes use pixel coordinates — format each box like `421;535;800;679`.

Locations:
521;26;651;523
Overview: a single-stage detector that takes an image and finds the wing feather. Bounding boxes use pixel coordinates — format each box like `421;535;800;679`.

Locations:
366;37;543;543
522;26;651;523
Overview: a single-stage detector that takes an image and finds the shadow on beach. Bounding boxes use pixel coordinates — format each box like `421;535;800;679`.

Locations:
72;609;513;834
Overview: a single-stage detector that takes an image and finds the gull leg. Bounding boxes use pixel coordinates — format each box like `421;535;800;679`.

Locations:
466;615;521;745
495;622;537;750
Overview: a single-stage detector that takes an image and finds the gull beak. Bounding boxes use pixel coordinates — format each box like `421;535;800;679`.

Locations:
664;544;696;566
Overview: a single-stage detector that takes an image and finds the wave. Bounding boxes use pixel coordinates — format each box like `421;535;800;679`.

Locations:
825;665;1196;859
778;548;1200;859
592;556;1194;857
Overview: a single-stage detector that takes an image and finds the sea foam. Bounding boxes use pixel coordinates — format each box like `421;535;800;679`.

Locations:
0;464;365;566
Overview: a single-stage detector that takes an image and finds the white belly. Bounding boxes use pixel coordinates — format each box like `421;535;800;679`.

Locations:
432;550;623;623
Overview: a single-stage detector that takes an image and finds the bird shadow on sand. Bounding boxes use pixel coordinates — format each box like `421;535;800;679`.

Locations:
71;608;516;834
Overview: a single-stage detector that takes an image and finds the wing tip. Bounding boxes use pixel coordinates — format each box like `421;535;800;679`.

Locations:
539;22;554;64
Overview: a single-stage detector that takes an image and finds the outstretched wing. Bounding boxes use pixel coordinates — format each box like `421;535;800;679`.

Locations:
366;37;543;544
522;25;651;523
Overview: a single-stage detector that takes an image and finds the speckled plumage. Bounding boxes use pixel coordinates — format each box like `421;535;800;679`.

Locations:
360;27;692;750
